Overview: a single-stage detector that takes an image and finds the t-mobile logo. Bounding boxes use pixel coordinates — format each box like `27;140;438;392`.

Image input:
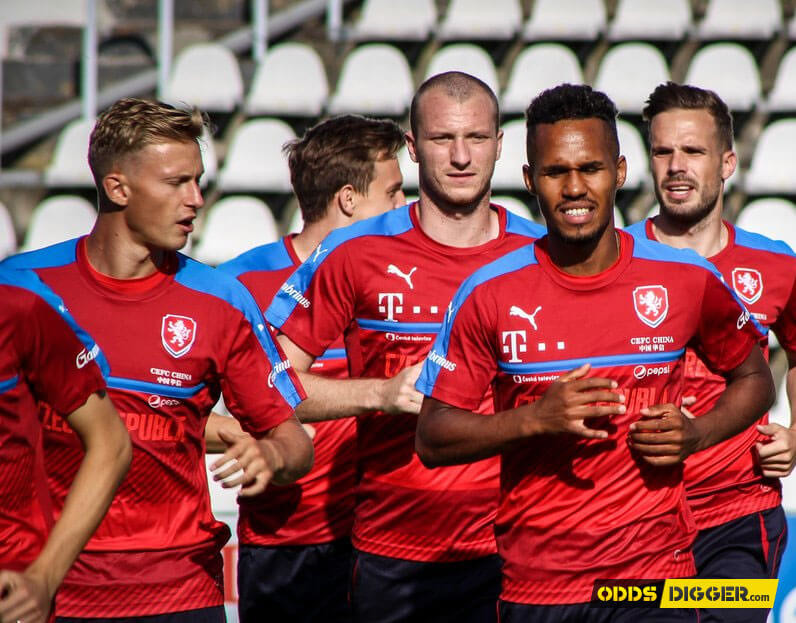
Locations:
378;293;403;322
501;330;527;363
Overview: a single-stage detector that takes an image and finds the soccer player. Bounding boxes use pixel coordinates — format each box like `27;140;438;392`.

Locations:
217;114;405;622
265;72;546;623
625;82;795;622
2;97;313;623
0;267;131;623
415;83;775;623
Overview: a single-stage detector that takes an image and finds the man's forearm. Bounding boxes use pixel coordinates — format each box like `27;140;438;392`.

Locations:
294;371;384;422
263;415;314;485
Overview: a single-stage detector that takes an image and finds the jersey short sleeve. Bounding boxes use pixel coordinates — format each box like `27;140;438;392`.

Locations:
416;277;498;411
14;273;107;414
692;269;763;374
266;238;357;357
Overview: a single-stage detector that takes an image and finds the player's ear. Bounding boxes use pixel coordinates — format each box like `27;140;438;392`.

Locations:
495;129;504;161
405;132;419;163
615;155;627;190
522;164;536;196
336;184;356;218
102;171;129;207
721;149;737;183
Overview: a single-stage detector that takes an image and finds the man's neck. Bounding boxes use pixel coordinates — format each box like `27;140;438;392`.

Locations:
416;192;499;248
85;217;164;279
546;227;620;277
291;221;333;264
651;208;727;259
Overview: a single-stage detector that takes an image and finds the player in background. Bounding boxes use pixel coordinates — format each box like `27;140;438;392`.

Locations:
265;72;545;623
217;114;405;622
415;83;775;623
0;267;130;623
625;82;795;622
2;97;313;623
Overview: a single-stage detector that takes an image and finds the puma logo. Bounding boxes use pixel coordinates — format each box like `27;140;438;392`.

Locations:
387;264;417;289
312;245;328;263
509;305;542;331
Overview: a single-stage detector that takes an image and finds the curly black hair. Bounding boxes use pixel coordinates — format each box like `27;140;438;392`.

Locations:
525;84;619;162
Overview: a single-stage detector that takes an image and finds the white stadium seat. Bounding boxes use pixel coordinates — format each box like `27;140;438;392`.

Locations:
594;43;670;115
216;119;295;193
326;44;413;116
437;0;521;41
44;118;95;188
608;0;692;41
245;43;328;117
425;44;499;95
697;0;781;40
501;44;583;115
617;120;650;190
491;120;527;192
684;43;761;112
164;43;243;113
744;120;796;195
0;202;16;259
22;195;96;252
522;0;606;41
350;0;436;42
766;47;796;113
735;198;796;252
193;196;279;266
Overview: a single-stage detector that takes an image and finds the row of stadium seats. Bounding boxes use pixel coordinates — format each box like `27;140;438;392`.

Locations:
6;195;794;267
350;0;790;43
42;113;796;196
162;40;796;119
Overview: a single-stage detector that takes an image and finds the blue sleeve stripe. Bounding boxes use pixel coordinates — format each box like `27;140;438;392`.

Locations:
497;349;685;375
217;239;294;277
504;210;547;238
317;348;346;361
0;267;111;377
418;243;537;394
734;227;796;257
357;319;442;334
174;255;303;408
0;375;19;394
107;376;206;399
266;206;414;328
1;238;80;270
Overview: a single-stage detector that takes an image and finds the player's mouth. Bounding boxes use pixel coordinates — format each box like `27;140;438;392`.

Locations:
177;217;195;234
663;178;696;201
558;202;596;224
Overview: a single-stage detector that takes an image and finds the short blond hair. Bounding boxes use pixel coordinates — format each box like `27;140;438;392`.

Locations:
88;97;206;185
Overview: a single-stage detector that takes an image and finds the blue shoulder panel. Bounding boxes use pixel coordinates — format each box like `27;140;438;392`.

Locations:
266;205;414;328
1;238;80;270
217;239;294;278
0;266;110;377
417;243;537;394
174;254;303;408
505;210;547;238
623;220;647;238
734;227;796;258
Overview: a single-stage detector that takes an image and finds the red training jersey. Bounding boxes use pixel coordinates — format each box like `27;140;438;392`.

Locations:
266;203;545;562
628;218;796;529
2;238;304;617
219;235;355;546
417;231;762;604
0;267;106;572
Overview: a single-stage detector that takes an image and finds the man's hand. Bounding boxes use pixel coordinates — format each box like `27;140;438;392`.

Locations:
211;428;272;497
377;362;424;415
628;403;698;465
526;364;625;439
0;569;51;623
756;423;796;477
